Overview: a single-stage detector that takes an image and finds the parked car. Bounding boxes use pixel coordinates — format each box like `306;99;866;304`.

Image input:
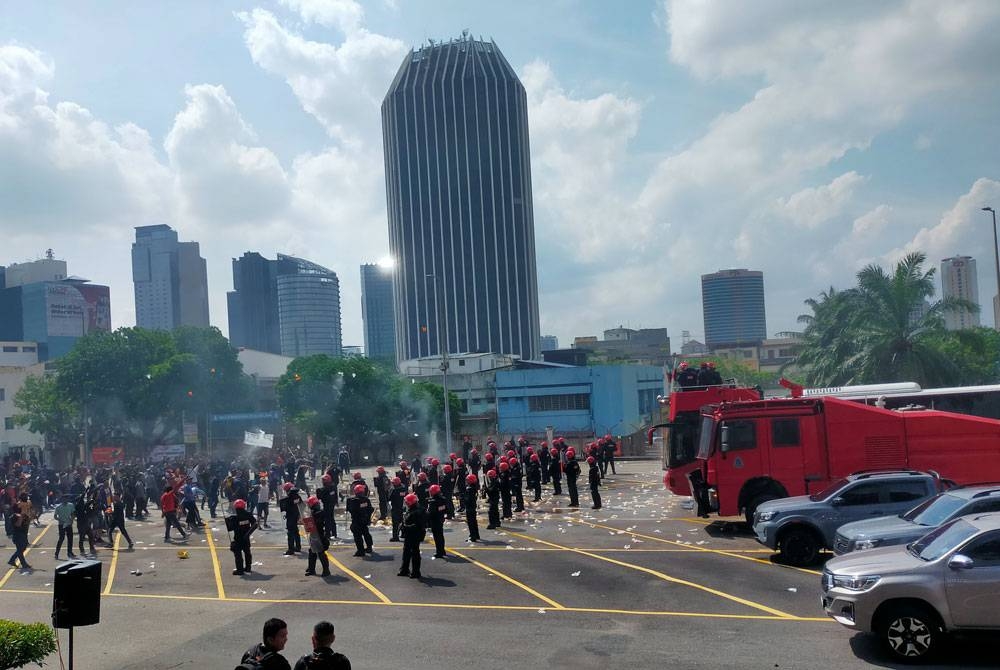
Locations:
753;470;945;566
834;484;1000;555
822;512;1000;661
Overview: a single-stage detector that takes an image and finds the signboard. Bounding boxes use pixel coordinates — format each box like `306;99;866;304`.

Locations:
45;283;111;337
92;446;125;465
212;411;280;423
244;430;274;449
149;444;186;462
183;421;199;445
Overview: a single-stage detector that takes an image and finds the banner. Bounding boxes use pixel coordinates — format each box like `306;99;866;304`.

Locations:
183;421;199;445
149;444;186;462
92;446;125;465
244;430;274;449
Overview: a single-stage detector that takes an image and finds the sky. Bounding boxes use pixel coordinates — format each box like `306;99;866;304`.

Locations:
3;0;1000;350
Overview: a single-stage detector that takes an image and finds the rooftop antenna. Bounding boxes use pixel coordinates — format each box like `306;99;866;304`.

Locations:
462;29;469;39
45;248;54;260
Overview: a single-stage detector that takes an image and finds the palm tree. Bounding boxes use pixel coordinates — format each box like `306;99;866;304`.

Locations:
795;252;977;387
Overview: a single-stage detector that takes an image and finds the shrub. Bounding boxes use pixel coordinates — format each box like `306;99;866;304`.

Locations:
0;620;56;669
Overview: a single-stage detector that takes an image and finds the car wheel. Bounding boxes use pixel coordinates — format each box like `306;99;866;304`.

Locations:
778;528;819;566
877;604;940;661
745;494;780;526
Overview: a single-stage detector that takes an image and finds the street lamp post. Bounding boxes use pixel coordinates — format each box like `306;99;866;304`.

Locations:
427;273;454;455
984;206;999;330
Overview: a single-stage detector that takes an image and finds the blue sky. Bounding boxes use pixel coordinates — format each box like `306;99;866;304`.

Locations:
3;0;1000;350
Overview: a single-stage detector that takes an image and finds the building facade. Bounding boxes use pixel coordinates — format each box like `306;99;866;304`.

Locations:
539;335;559;352
382;36;541;364
228;252;282;354
360;263;397;360
940;256;981;330
0;362;47;455
0;279;111;361
1;255;67;288
132;224;210;330
701;269;767;350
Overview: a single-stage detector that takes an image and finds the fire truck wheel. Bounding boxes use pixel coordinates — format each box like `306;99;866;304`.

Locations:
745;494;780;526
778;527;820;566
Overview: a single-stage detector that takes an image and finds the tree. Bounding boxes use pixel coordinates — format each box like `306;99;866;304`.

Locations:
793;253;979;387
0;620;56;670
13;374;80;450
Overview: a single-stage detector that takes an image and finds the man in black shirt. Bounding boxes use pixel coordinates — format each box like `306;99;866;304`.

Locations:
241;618;292;670
398;493;426;579
293;621;350;670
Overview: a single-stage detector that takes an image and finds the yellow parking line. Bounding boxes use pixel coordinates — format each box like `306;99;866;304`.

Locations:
504;529;797;619
102;532;122;596
0;524;52;589
205;526;227;600
324;550;393;604
447;547;565;609
578;519;822;576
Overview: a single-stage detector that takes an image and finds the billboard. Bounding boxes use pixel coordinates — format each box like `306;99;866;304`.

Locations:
45;283;111;338
92;446;125;465
149;444;186;461
244;430;274;449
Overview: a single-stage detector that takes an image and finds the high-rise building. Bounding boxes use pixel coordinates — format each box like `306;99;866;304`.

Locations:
382;36;541;364
539;335;559;352
227;253;342;358
131;225;209;330
940;256;981;330
701;269;767;350
360;263;396;360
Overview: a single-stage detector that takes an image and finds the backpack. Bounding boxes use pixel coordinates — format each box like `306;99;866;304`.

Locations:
235;651;275;670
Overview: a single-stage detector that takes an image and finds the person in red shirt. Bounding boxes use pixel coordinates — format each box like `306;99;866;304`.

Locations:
160;485;188;543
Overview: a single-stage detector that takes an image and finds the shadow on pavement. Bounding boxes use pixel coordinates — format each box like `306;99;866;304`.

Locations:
417;576;456;587
848;631;1000;668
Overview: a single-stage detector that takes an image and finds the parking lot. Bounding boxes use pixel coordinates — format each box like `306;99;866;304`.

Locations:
1;462;997;668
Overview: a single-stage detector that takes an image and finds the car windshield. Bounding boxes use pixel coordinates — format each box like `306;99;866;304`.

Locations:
667;412;701;468
908;519;979;562
809;478;849;502
902;492;966;526
696;415;716;460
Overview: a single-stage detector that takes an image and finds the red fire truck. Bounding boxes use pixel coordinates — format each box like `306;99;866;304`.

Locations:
691;395;1000;523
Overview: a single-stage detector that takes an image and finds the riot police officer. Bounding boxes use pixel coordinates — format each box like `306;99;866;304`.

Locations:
426;484;448;558
346;484;373;557
228;499;258;576
564;449;581;508
398;493;425;579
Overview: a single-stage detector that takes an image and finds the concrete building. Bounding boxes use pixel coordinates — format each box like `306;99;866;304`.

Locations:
940;256;981;330
1;254;67;288
495;364;663;442
567;327;672;366
0;362;47;456
701;269;767;350
0;342;40;366
228;252;281;354
132;225;210;330
360;263;396;360
383;36;541;363
539;335;559;352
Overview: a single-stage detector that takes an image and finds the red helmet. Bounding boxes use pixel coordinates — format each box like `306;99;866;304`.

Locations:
418;472;428;481
352;472;362;480
499;457;508;465
506;450;515;458
526;446;534;453
566;448;576;458
376;466;385;474
540;441;548;447
531;454;540;462
443;464;453;473
509;457;518;465
307;495;320;507
456;458;464;466
487;469;497;478
466;474;478;485
233;499;247;510
321;474;332;484
550;448;559;457
708;361;716;369
587;456;596;465
604;434;612;440
282;482;294;491
485;453;494;461
431;458;440;466
353;484;365;495
471;448;478;455
429;484;441;496
499;462;509;472
449;453;457;460
391;476;401;486
404;493;418;507
679;361;689;369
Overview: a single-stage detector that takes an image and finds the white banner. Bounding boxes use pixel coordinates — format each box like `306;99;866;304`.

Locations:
149;444;186;461
244;430;274;449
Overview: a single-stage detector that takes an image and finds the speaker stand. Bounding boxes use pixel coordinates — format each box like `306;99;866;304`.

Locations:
68;627;74;670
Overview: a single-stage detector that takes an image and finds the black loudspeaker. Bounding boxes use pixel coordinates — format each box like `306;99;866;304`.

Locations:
52;559;102;629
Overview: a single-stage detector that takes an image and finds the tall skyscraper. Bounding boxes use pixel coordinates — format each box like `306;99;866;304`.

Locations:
701;269;767;350
227;253;342;358
382;36;541;363
131;225;209;330
360;263;396;360
539;335;559;352
940;256;981;330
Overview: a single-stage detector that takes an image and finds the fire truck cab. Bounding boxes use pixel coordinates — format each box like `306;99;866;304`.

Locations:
694;396;1000;524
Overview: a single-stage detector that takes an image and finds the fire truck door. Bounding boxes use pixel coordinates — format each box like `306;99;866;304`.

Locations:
717;419;763;511
767;417;806;497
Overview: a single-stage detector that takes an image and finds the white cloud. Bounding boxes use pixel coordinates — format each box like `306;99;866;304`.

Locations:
775;172;867;229
278;0;364;34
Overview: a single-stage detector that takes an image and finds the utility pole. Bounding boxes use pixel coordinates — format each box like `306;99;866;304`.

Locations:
983;207;999;330
428;273;453;455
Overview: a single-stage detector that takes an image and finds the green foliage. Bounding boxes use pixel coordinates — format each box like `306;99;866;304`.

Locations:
793;252;987;387
13;375;80;449
277;355;460;450
710;358;779;389
0;620;56;669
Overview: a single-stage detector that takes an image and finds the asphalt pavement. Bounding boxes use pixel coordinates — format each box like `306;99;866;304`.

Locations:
1;461;997;669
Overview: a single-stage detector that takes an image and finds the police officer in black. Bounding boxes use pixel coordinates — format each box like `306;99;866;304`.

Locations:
397;493;425;579
388;477;406;542
304;496;331;577
316;475;337;539
464;474;480;542
439;465;456;519
526;454;542;502
413;471;430;507
602;436;617;475
564;449;581;508
484;469;501;529
539;444;551;484
228;498;258;575
468;449;482;479
548;448;563;496
373;467;390;520
280;483;302;555
426;484;448;558
587;456;602;509
675;361;700;389
454;458;468;513
510;457;525;512
346;484;373;557
498;461;513;518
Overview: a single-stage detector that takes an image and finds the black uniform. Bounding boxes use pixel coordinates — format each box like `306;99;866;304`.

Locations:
346;493;373;556
414;480;429;508
588;462;602;509
510;460;525;512
498;468;512;518
484;475;501;529
455;464;468;513
228;508;258;575
398;504;426;578
464;483;480;542
106;500;134;548
373;472;390;520
539;448;551;484
280;491;302;554
565;457;581;507
439;470;456;519
602;439;617;475
427;493;448;558
293;646;351;670
526;460;542;502
388;484;406;541
316;483;338;538
468;452;482;478
305;506;331;576
548;457;563;496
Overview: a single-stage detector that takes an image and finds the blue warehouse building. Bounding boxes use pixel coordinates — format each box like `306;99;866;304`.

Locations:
495;364;663;439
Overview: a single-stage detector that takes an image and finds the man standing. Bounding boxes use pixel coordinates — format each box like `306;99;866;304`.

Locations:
564;449;581;508
439;464;456;519
160;485;187;543
548;448;563;496
426;484;447;559
337;447;350;474
587;456;602;509
106;496;134;550
7;495;32;570
346;485;373;557
256;476;271;529
293;621;351;670
228;499;258;576
241;618;292;670
509;457;525;512
53;495;76;560
316;475;337;539
397;493;425;579
539;442;550;485
303;496;331;577
464;474;480;543
484;469;501;530
526;454;542;502
279;483;302;556
388;477;406;542
373;466;390;521
498;461;512;519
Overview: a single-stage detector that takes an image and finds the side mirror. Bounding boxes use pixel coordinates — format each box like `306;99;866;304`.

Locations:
830;497;844;507
948;554;974;570
720;425;730;454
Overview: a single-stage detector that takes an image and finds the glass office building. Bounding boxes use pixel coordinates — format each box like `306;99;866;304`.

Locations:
382;36;541;363
360;263;396;360
701;269;767;350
